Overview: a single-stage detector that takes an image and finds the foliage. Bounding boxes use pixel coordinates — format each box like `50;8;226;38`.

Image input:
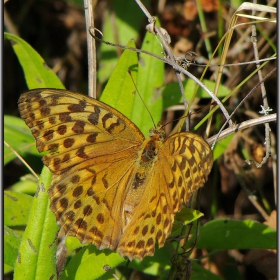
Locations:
4;1;276;279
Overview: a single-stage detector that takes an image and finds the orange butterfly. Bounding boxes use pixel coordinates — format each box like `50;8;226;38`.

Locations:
18;89;213;260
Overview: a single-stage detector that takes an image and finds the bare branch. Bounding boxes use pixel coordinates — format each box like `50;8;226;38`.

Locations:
84;0;97;98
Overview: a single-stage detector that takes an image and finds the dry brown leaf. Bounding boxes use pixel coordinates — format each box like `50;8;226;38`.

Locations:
183;0;197;21
242;249;276;280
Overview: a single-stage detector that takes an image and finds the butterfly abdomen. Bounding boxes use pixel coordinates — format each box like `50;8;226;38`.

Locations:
123;138;161;225
133;138;161;188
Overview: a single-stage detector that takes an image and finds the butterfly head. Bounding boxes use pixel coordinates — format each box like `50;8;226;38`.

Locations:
148;123;166;141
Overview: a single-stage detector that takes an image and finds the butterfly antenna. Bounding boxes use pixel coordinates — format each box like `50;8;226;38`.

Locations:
161;101;217;131
127;69;157;128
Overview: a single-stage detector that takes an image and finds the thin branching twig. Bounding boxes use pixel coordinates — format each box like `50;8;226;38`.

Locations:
135;0;191;130
89;28;232;127
249;7;272;168
206;113;276;145
211;68;276;149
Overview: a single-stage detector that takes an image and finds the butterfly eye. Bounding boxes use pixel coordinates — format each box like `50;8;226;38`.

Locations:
159;130;166;141
149;128;156;138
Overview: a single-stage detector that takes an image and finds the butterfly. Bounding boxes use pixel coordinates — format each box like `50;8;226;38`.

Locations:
18;88;213;260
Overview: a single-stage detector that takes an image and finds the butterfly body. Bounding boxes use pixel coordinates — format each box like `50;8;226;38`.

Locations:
18;89;213;260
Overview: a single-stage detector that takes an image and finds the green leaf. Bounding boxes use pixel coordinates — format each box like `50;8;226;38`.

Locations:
4;191;33;226
197;218;276;250
100;40;138;119
128;246;171;277
4;263;14;275
4;226;23;267
175;208;204;224
65;236;85;254
13;167;59;280
7;34;65;279
61;245;125;280
213;134;234;161
4;32;64;90
170;208;204;236
98;0;150;83
10;175;38;195
63;237;170;280
191;260;224;280
131;28;164;134
4;115;41;165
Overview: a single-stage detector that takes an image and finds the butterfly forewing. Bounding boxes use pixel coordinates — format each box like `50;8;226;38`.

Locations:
18;89;144;249
18;89;213;261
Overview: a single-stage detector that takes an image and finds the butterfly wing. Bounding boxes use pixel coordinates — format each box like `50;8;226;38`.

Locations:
117;132;213;260
18;89;145;249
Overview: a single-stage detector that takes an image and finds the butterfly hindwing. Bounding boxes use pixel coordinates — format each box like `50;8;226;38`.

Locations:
117;132;213;260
